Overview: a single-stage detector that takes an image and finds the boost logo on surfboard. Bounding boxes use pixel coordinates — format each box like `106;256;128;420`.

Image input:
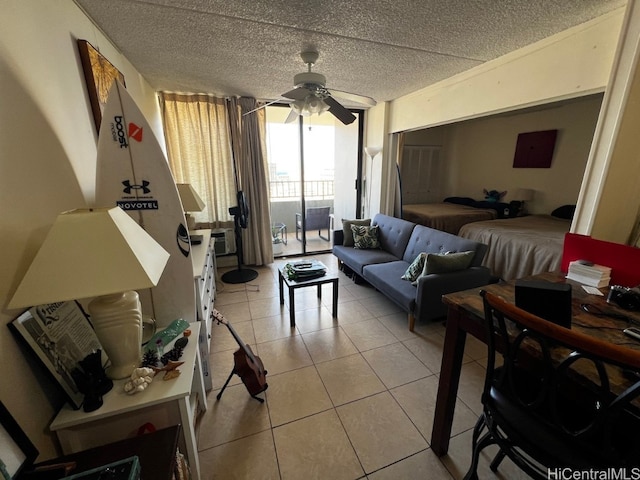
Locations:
109;116;143;148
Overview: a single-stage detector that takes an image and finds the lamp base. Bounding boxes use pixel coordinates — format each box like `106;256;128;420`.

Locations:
89;291;143;379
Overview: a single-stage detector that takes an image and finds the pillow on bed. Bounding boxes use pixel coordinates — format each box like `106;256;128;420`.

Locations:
342;218;371;246
412;251;475;285
351;225;380;249
551;205;576;220
443;197;475;206
402;252;427;281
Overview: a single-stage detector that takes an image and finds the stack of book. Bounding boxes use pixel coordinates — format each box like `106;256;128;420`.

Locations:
566;261;612;288
284;260;327;280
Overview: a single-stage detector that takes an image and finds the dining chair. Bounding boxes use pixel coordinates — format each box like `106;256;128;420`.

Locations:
464;290;640;479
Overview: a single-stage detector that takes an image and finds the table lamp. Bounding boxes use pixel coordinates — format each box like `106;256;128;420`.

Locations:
9;207;170;379
176;183;206;231
512;188;534;215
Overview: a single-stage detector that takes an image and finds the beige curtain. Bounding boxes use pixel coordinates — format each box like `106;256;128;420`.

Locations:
159;93;235;227
227;97;273;265
160;92;273;265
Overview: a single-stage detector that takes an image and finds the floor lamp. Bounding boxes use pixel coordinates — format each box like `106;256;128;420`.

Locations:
364;146;382;216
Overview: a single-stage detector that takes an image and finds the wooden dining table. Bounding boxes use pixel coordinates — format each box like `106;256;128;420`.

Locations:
430;271;640;456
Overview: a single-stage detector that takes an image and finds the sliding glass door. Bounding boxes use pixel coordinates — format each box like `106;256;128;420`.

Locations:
265;105;362;257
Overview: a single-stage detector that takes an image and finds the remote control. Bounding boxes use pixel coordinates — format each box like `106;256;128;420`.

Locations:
623;327;640;341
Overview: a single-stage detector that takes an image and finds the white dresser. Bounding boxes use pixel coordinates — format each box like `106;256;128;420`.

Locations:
190;229;216;391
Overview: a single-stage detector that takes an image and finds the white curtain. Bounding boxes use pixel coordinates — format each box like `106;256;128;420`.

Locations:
159;92;273;264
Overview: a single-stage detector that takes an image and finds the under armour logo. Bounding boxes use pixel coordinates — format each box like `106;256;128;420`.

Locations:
122;180;151;194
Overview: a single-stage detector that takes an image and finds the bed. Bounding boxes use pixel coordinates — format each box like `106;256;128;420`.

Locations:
458;215;571;281
402;202;499;235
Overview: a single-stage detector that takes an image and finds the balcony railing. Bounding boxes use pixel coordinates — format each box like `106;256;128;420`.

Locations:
270;180;334;200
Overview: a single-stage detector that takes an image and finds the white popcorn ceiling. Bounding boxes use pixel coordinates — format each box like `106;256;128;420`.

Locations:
74;0;625;106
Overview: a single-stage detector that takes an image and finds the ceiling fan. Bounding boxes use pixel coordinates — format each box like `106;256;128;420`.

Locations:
246;51;376;125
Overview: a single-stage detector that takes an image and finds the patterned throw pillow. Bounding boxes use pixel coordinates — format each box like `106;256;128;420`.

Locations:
351;225;380;249
342;219;371;246
412;251;475;285
402;252;427;281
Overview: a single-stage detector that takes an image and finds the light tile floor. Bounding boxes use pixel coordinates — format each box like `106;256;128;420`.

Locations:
197;254;531;479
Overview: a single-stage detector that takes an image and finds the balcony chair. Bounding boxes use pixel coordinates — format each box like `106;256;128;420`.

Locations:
464;290;640;479
295;206;331;241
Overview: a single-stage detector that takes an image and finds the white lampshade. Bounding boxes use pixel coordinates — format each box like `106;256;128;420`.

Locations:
9;207;170;380
512;188;534;201
365;146;382;158
9;207;169;308
176;183;206;212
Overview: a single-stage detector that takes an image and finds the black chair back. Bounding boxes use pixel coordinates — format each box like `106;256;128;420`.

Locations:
464;290;640;479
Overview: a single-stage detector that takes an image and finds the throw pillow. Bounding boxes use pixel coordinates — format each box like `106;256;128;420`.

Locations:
402;252;427;281
342;218;371;247
351;225;380;249
412;251;475;285
425;251;475;275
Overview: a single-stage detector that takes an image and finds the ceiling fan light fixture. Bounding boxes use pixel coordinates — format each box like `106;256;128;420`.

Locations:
290;94;329;117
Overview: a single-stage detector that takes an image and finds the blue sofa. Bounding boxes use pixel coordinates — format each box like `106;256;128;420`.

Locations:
333;214;490;330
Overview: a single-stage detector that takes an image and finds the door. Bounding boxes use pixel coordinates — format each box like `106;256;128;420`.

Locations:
265;105;362;256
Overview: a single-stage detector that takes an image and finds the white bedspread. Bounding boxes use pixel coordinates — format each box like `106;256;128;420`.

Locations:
458;215;571;281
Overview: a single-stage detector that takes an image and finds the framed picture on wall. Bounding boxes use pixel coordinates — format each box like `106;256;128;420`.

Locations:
77;39;126;133
512;129;558;168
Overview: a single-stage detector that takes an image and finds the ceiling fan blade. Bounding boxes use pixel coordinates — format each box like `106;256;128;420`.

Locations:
242;98;281;116
282;87;311;101
327;89;377;107
284;109;299;124
323;96;356;125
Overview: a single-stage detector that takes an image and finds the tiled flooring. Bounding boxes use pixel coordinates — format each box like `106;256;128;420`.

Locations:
197;254;531;479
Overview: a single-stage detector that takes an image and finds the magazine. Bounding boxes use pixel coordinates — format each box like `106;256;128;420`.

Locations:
10;301;105;409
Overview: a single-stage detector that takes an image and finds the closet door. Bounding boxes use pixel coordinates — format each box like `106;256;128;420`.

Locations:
401;146;443;204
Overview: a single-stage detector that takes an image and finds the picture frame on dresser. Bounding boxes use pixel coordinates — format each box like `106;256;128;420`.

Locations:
8;301;105;410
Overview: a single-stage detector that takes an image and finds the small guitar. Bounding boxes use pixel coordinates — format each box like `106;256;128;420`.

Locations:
213;309;268;402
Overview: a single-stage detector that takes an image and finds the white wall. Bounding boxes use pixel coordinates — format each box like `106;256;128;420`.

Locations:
441;95;603;215
0;0;161;459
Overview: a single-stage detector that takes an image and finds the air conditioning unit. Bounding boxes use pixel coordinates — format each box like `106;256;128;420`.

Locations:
211;228;235;255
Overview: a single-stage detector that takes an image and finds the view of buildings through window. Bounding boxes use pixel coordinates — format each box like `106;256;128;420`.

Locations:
265;105;361;255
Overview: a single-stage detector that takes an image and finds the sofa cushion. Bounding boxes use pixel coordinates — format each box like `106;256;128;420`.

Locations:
333;245;398;275
352;225;380;249
362;261;417;312
342;218;371;246
403;224;487;267
402;252;427;281
372;214;415;259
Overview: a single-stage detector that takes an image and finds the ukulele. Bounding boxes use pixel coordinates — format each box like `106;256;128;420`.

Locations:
213;309;268;402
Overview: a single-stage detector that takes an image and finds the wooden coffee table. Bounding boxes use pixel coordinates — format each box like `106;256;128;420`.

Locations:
278;261;338;327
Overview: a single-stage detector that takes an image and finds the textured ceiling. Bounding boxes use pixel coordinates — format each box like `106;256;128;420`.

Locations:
74;0;625;107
